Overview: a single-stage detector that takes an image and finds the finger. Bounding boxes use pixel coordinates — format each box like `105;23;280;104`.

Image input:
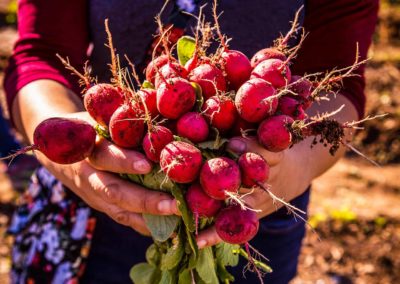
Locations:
88;138;152;174
196;226;222;249
108;208;151;236
227;137;284;166
79;162;179;216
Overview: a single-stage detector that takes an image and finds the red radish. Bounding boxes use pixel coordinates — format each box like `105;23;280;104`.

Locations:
202;96;238;133
235;78;278;123
186;183;223;234
230;117;256;137
215;204;259;244
137;88;159;118
156;77;196;119
278;97;306;120
159;141;203;183
154;62;188;88
83;83;124;127
250;47;287;68
220;50;252;90
257;115;294;152
109;103;145;148
29;117;96;164
238;152;270;187
177;112;209;143
251;58;291;89
200;157;241;200
142;125;174;162
289;75;313;110
189;63;226;99
145;55;170;84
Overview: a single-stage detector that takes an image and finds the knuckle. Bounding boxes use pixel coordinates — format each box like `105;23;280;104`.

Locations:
113;211;129;226
100;183;122;204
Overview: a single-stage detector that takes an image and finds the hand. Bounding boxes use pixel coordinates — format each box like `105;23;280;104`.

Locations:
36;112;179;236
196;136;313;248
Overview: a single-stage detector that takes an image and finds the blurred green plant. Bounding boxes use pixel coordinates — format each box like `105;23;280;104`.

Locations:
6;0;17;25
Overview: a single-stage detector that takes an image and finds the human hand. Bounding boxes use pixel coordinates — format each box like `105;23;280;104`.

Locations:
196;136;313;248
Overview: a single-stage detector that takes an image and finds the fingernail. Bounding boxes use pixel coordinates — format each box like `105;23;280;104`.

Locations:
228;138;246;155
157;199;174;214
132;159;152;173
197;240;207;249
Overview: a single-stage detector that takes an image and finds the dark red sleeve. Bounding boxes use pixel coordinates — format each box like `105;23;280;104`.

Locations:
3;0;89;112
292;0;379;118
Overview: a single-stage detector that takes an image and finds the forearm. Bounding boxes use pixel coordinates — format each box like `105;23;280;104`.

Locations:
12;79;84;143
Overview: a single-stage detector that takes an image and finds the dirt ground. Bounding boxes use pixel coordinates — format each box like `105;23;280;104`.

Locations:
0;1;399;284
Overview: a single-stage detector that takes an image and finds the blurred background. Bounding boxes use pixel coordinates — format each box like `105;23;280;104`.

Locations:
0;1;399;283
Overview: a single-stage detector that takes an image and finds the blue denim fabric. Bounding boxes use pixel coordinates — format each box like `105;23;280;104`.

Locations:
0;110;20;158
81;189;310;284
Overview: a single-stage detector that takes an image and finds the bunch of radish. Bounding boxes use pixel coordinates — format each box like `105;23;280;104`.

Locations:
7;4;374;284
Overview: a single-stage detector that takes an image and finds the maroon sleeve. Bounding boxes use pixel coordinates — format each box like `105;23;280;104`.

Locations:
292;0;379;118
3;0;89;112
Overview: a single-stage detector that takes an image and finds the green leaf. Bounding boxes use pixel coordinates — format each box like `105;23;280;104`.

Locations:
178;269;192;284
177;36;196;66
143;214;180;242
185;228;198;268
146;244;161;266
160;234;185;270
130;263;161;284
94;124;110;139
215;242;240;267
171;187;195;232
197;138;229;151
142;165;179;192
142;80;155;89
126;173;143;184
191;82;204;111
216;262;235;283
159;270;175;284
195;247;219;284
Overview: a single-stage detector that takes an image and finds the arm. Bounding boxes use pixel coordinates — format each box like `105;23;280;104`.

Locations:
196;0;379;248
5;0;178;235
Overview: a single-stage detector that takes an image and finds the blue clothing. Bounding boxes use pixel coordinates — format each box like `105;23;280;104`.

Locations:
0;107;20;159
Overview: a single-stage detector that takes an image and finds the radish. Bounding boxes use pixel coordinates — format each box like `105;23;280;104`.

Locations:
145;54;170;84
215;204;259;244
154;62;188;88
238;152;270;188
137;88;159;118
250;48;287;68
83;83;124;127
257;115;294;152
142;125;174;162
202;96;238;133
220;50;252;90
186;183;223;234
159;141;203;183
251;58;291;89
200;157;241;200
156;77;196;119
235;78;278;123
189;63;226;99
230;117;256;137
278;97;306;120
7;117;97;164
289;75;313;110
109;103;145;148
177;112;209;143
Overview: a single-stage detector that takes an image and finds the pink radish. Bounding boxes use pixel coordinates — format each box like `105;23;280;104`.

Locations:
250;47;287;68
202;96;238;133
156;77;196;119
289;75;313;110
109;103;145;148
160;141;203;183
142;125;174;162
257;115;294;152
177;112;209;143
154;62;188;88
251;58;291;89
278;97;306;120
83;83;124;127
137;88;159;118
145;55;170;84
215;204;259;244
200;157;241;200
220;50;252;90
238;152;270;188
235;78;278;123
189;63;226;99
